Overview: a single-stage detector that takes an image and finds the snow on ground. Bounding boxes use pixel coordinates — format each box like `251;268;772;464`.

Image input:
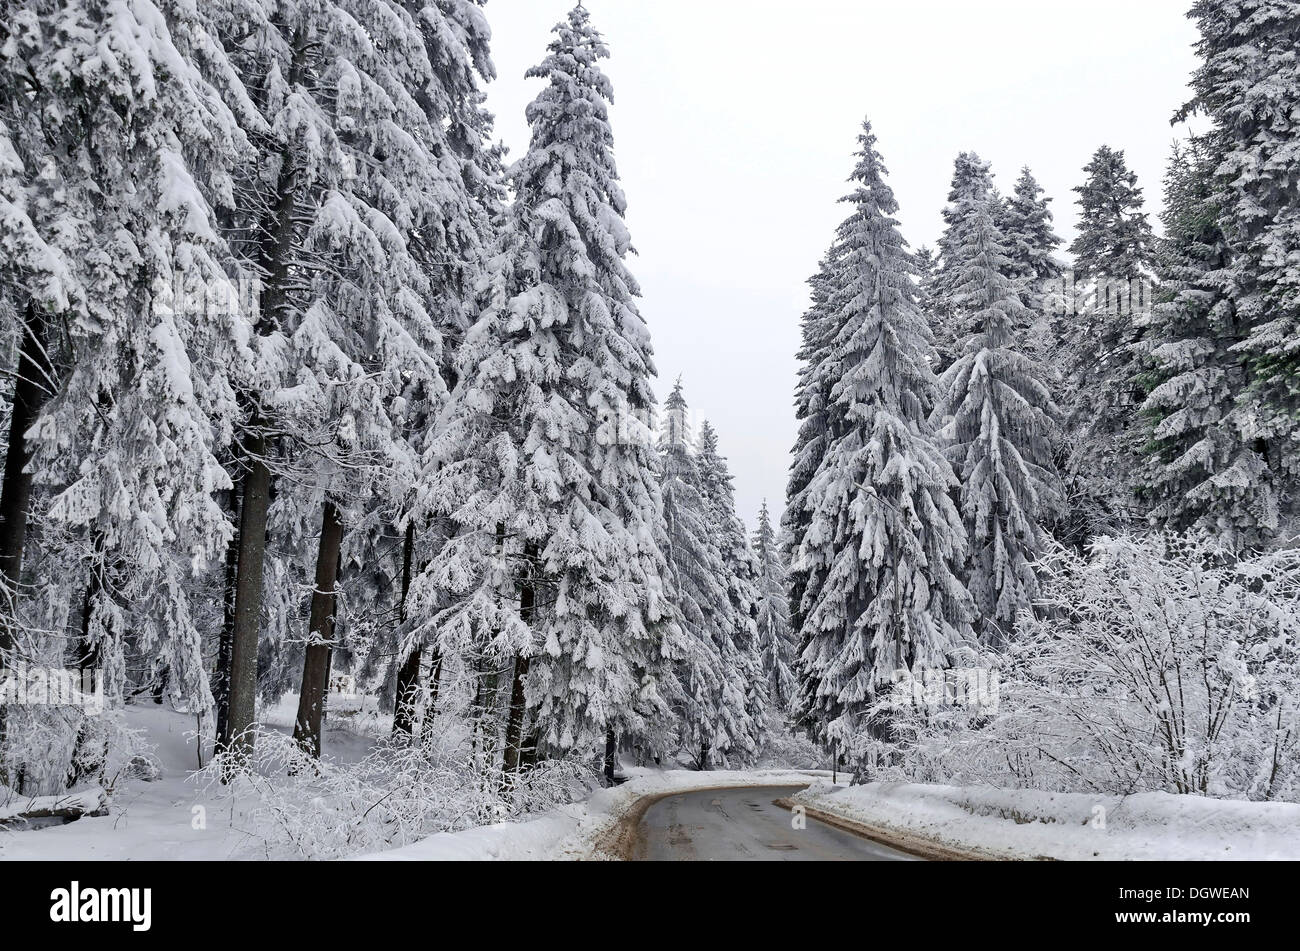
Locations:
1;699;826;862
358;767;828;861
792;781;1300;861
0;701;379;861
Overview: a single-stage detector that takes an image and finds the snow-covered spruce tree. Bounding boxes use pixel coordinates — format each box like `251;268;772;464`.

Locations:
913;245;938;326
0;9;89;780
998;167;1063;356
784;252;842;673
1183;0;1300;536
1057;146;1157;544
0;0;259;788
388;0;502;738
794;120;974;764
655;384;751;769
695;421;766;765
199;0;496;765
411;5;673;784
932;187;1060;644
1139;139;1276;545
930;152;998;374
752;500;796;712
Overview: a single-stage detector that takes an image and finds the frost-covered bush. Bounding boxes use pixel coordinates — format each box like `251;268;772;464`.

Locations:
201;726;600;860
754;714;831;771
875;534;1300;802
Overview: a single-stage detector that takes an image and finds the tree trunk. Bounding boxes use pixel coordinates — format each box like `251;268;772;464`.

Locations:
604;728;618;785
292;500;344;758
212;503;240;748
0;301;52;777
65;561;107;789
392;522;420;738
501;543;538;778
218;57;306;774
500;656;531;778
0;302;50;655
219;431;272;775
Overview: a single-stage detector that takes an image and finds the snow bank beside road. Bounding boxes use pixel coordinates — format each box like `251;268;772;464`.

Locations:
793;781;1300;861
359;767;825;861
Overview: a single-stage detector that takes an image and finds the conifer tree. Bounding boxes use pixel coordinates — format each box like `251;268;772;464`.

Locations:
656;385;753;768
1183;0;1300;536
795;120;974;756
1140;140;1274;544
412;6;673;780
932;188;1060;642
931;152;997;373
752;501;796;712
1058;146;1157;541
999;167;1064;354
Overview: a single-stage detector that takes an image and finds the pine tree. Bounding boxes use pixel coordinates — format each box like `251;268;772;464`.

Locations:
784;252;841;668
656;384;753;768
696;421;766;764
192;0;497;763
932;187;1060;642
752;501;796;712
794;120;973;758
1;0;259;785
931;152;998;373
1057;146;1157;542
1071;146;1156;285
1184;0;1300;536
414;6;672;780
1140;139;1275;544
999;167;1064;355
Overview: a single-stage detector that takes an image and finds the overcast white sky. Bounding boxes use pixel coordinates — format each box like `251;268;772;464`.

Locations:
482;0;1201;532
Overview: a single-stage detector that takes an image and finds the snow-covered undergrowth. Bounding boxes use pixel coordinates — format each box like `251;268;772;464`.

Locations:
201;726;600;860
0;704;596;861
359;767;828;861
865;535;1300;804
793;780;1300;861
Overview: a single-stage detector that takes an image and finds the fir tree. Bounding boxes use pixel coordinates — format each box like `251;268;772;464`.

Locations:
1058;146;1157;542
696;421;767;764
414;6;673;779
1184;0;1300;534
656;384;755;768
999;167;1064;355
1140;139;1274;544
794;120;974;758
752;501;796;712
931;152;997;373
932;189;1060;642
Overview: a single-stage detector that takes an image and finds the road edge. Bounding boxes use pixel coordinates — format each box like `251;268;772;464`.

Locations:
772;797;1009;861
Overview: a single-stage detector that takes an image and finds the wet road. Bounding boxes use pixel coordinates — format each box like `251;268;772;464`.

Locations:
635;786;921;862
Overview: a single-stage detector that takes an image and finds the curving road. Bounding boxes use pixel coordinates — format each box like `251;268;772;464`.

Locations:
634;785;921;862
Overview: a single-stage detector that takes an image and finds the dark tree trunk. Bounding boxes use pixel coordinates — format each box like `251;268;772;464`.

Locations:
419;651;444;749
219;432;272;774
500;656;531;778
604;728;618;785
65;561;107;789
0;302;50;653
292;500;344;758
392;522;420;738
0;301;52;775
501;543;538;778
520;725;540;770
218;62;305;775
212;501;240;748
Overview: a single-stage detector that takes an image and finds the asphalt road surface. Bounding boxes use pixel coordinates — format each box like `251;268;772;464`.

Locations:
635;785;920;861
